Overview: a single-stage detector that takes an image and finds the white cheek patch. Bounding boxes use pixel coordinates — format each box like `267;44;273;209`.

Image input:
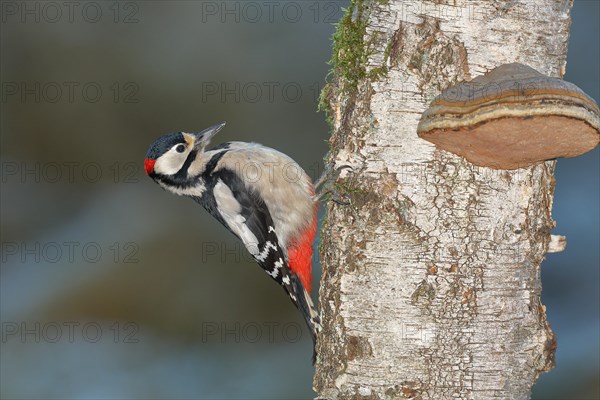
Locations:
154;150;187;176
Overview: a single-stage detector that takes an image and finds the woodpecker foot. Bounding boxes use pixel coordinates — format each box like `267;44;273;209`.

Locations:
314;165;352;205
317;188;351;205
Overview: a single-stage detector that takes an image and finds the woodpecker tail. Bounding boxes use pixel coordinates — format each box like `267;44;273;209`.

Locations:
282;272;321;364
248;233;321;364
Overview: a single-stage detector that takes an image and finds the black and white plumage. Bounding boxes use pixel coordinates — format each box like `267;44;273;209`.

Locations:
144;122;321;362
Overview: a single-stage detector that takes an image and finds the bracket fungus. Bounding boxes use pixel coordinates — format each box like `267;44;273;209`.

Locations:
417;63;600;169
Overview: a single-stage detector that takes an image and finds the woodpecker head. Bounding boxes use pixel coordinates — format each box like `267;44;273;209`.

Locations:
144;122;226;178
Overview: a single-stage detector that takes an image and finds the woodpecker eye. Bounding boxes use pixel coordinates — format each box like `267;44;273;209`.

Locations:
176;144;186;153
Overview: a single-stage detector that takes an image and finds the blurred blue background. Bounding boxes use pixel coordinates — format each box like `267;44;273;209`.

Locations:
0;1;597;399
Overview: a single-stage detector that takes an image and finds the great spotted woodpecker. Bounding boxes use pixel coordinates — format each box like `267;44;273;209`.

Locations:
144;122;321;362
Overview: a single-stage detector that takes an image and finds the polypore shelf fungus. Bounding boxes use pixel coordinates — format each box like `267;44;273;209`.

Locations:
417;63;600;169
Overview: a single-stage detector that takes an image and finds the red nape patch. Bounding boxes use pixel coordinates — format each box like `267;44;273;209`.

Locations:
288;207;318;293
144;158;156;175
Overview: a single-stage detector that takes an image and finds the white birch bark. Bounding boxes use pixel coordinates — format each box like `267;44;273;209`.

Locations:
315;1;573;399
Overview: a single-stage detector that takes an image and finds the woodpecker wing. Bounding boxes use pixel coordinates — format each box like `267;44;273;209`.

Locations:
199;166;321;349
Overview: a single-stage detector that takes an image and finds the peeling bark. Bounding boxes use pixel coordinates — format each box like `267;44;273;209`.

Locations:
315;1;573;399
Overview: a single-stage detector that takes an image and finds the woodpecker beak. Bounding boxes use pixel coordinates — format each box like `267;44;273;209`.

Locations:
192;121;226;149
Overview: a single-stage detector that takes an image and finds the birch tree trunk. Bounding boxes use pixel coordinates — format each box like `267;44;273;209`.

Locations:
315;1;573;398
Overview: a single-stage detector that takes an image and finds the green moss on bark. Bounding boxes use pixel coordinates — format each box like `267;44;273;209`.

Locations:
331;0;369;93
318;0;370;124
